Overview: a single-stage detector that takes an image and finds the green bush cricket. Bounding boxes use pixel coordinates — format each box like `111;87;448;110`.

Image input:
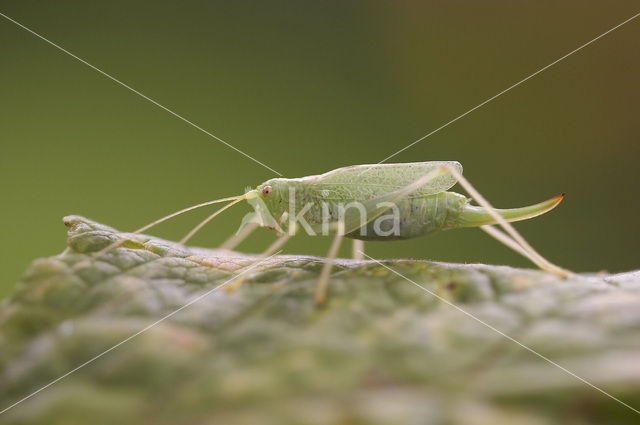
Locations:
86;161;571;305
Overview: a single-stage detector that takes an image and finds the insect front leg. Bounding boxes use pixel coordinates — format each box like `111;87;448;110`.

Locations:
220;222;259;251
224;230;292;293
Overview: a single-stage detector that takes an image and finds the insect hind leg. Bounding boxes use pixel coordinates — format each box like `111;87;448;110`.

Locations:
440;165;572;278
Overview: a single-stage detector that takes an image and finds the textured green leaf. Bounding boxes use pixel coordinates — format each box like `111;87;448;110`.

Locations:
1;216;639;424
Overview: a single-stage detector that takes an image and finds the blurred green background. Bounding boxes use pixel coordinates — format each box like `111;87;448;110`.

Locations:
1;1;638;299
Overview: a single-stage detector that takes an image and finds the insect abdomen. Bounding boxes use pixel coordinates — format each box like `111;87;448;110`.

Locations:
346;192;468;241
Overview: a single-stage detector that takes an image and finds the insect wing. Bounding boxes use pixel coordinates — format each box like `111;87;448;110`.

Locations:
309;162;462;201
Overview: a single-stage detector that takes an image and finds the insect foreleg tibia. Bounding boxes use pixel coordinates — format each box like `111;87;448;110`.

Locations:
314;231;344;306
224;229;293;293
220;222;259;251
443;165;573;278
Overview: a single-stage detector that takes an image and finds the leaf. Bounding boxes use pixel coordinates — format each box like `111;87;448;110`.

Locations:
0;215;639;424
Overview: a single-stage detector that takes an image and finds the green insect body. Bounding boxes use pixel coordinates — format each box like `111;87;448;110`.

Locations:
248;162;562;241
87;161;568;306
349;191;469;241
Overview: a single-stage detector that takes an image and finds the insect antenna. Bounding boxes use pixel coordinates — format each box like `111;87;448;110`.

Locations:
131;195;246;236
178;197;245;245
72;193;250;271
131;196;249;283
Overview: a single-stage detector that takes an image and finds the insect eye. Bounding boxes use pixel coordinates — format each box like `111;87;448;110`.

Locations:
262;186;272;196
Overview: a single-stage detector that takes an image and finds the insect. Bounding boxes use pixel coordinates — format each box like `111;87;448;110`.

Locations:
88;161;571;306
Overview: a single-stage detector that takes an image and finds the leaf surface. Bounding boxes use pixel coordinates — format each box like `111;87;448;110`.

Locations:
1;216;639;425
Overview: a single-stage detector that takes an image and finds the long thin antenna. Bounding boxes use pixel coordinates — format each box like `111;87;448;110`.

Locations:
179;198;244;245
135;197;246;283
72;194;245;271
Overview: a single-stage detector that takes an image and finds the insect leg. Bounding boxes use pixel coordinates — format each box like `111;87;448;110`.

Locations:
479;225;534;259
133;198;245;282
314;232;344;306
442;165;573;278
352;240;364;260
220;222;259;250
224;231;292;293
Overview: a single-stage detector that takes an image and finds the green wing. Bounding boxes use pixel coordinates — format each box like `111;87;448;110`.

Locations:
308;161;462;201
